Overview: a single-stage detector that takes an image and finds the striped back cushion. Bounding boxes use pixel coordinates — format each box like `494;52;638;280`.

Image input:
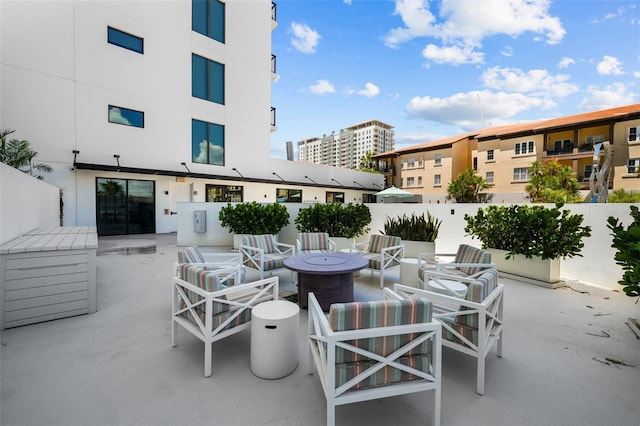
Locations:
367;235;402;253
299;232;330;251
329;298;432;363
455;269;499;329
177;245;206;263
455;244;491;275
243;235;278;254
177;264;229;317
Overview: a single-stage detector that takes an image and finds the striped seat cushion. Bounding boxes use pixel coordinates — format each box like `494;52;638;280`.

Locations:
329;298;434;390
454;244;491;275
299;232;331;252
177;245;206;263
362;253;401;270
242;235;278;254
367;235;402;254
261;254;286;271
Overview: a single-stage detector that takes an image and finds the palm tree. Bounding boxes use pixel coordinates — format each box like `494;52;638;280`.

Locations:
357;151;378;173
0;129;52;179
446;168;490;203
526;160;580;203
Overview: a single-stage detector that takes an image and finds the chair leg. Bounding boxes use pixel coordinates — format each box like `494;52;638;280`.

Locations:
379;270;384;289
476;355;485;395
497;331;503;357
171;319;177;347
434;385;441;426
204;341;212;378
326;402;335;426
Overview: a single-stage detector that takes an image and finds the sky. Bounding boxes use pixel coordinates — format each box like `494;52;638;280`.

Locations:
269;0;640;159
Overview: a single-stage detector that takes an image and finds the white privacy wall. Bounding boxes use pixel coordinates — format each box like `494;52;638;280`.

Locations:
176;202;634;291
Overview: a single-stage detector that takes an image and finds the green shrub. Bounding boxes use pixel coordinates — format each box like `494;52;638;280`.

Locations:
607;205;640;298
382;212;441;242
219;202;289;235
295;203;371;239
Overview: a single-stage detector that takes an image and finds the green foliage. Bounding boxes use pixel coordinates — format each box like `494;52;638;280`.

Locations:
382;211;441;242
607;189;640;203
607;206;640;298
446;168;490;203
98;180;124;196
295;202;371;239
526;160;580;203
464;203;592;260
218;202;290;235
357;151;379;173
0;128;52;179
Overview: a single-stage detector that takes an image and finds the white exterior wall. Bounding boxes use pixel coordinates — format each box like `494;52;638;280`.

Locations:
1;1;384;233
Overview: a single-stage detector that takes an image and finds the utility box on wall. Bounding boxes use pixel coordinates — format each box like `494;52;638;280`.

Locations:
194;210;206;233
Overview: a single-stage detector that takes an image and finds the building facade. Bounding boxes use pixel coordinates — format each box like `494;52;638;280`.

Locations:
1;1;382;236
375;104;640;203
298;120;394;169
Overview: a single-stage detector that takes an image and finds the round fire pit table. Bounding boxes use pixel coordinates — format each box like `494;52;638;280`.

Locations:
284;253;368;311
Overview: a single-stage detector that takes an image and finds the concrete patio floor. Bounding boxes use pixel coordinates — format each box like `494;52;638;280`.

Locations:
1;233;638;426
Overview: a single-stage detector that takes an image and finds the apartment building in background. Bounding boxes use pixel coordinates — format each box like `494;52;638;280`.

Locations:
374;104;640;203
0;1;382;236
298;120;394;169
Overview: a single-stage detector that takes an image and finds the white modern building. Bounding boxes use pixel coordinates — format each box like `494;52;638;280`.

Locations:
0;0;383;236
298;120;394;169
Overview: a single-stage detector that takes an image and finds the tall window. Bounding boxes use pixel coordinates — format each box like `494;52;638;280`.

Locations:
513;167;529;181
192;119;224;165
418;176;422;186
487;149;494;161
407;177;414;187
434;174;441;186
629;127;640;142
627;159;640;174
192;0;225;43
486;171;494;184
108;105;144;128
192;53;225;104
407;158;415;168
107;27;143;54
276;188;302;203
434;153;441;165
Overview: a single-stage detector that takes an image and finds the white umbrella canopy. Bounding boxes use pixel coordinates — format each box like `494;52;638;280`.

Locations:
375;186;414;198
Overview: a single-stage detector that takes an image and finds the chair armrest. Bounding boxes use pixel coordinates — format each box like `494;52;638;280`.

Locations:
328;238;337;252
275;242;295;256
418;252;457;266
381;244;404;256
350;240;369;253
435;262;496;278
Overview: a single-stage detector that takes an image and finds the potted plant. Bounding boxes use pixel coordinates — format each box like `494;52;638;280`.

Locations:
219;202;290;249
295;202;371;250
607;205;640;337
381;212;441;258
464;203;592;286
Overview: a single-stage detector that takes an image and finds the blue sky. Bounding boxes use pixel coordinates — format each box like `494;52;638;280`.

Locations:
269;0;639;159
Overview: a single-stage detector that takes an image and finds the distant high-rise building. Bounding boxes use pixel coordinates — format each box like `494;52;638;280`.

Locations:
297;120;394;168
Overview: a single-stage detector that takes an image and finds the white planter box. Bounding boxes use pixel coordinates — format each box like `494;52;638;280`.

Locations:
333;237;355;252
488;248;562;288
403;241;435;259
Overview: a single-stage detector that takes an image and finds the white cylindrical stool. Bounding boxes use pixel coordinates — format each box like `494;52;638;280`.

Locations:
399;258;420;287
250;300;299;379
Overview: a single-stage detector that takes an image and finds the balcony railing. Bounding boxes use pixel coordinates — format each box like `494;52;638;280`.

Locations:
270;107;276;128
271;2;277;21
271;54;277;74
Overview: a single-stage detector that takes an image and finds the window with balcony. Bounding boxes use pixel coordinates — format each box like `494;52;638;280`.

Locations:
487;149;494;161
627;159;640;174
434;153;441;165
192;0;225;43
434;174;441;186
108;105;144;128
486;171;494;184
192;53;225;104
629;127;640;143
513;167;529;181
192;119;224;165
108;27;143;54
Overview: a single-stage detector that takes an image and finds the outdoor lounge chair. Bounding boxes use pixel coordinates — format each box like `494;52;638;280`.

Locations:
351;234;404;288
307;290;442;426
296;232;336;254
393;264;504;395
175;245;245;284
172;264;279;377
240;234;295;279
417;244;492;289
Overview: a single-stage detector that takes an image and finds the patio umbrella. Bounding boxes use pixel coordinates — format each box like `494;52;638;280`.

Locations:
375;186;414;198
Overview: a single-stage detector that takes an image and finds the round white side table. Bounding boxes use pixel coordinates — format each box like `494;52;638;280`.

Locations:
399;258;420;287
250;300;299;379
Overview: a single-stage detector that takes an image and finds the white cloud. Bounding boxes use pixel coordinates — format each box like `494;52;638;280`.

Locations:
481;66;578;98
108;107;130;125
194;140;224;165
406;90;548;129
558;57;575;69
634;71;640;78
597;55;624;75
384;0;565;49
309;79;335;95
500;46;514;57
290;22;320;54
577;83;637;111
422;43;484;65
356;82;380;97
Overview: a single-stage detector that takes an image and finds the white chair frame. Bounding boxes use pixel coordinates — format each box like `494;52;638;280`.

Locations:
173;250;243;277
171;268;279;377
393;279;504;395
351;240;404;288
417;251;494;289
307;290;442;426
240;239;295;279
296;232;337;254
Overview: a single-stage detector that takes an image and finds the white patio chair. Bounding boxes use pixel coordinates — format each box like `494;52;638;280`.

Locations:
417;244;492;289
351;234;404;288
172;264;279;377
394;265;504;395
296;232;337;254
240;234;295;279
308;290;442;426
175;245;245;284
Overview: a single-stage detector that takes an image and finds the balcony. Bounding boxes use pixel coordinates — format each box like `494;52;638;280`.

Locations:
271;2;277;29
270;107;277;132
271;54;277;81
